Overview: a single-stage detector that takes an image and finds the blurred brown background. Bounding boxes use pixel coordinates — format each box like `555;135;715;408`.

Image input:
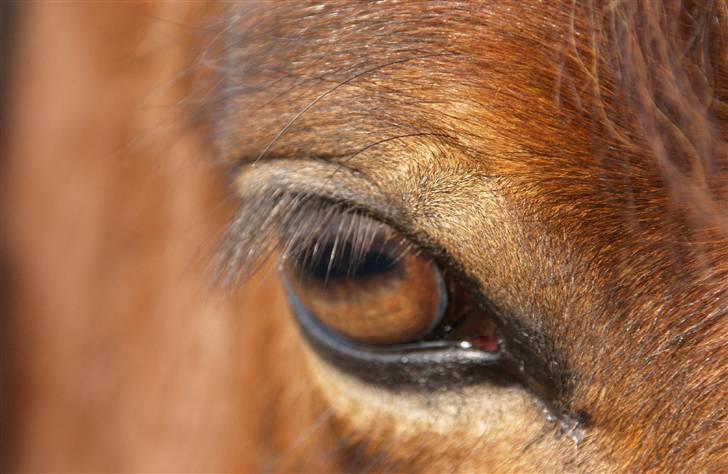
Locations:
0;3;276;470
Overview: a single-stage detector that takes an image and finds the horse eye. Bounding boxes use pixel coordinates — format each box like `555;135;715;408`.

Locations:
282;222;448;346
278;211;532;401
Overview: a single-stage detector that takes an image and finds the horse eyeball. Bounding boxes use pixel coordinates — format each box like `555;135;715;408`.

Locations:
282;228;447;346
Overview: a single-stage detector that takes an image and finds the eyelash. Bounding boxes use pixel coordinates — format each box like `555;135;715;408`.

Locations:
217;190;417;286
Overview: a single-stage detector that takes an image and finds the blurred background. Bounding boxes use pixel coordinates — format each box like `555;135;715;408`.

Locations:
0;3;274;470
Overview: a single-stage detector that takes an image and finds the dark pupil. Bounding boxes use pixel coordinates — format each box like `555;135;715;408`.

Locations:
302;240;398;281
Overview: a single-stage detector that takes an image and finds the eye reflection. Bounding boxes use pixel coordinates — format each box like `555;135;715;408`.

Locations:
282;225;448;346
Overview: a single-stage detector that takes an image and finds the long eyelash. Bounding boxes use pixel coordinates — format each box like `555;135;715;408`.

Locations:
216;189;408;286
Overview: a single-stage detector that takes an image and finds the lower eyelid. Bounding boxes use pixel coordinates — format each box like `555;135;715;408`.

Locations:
282;273;507;389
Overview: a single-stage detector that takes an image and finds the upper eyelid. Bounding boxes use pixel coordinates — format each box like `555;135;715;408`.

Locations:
226;160;487;300
223;158;468;284
233;158;398;219
218;159;391;284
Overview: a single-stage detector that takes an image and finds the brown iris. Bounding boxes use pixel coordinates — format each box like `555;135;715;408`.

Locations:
283;224;447;346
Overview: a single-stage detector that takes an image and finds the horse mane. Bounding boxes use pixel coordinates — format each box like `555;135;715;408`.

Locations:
576;0;727;232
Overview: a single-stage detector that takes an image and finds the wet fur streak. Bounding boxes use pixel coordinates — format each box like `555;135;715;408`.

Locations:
217;1;727;472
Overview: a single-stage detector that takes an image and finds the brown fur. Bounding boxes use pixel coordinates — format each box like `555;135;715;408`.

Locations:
2;1;726;472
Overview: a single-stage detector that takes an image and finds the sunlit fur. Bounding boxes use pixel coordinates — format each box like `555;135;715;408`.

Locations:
219;1;727;471
2;1;726;472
